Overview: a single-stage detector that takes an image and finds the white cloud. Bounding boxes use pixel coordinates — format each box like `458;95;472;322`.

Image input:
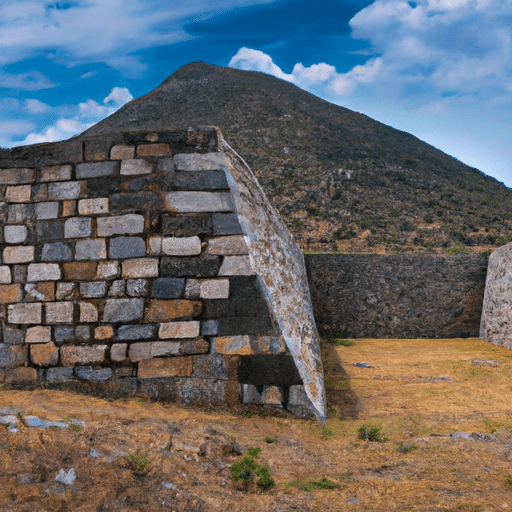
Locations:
103;86;134;105
24;98;51;113
0;70;56;91
80;71;97;80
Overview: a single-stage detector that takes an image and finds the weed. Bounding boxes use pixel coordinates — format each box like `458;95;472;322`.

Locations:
357;424;384;442
127;449;151;471
286;476;343;492
505;476;512;486
396;441;417;453
230;446;274;491
328;338;355;347
61;414;82;430
264;436;277;444
320;425;334;440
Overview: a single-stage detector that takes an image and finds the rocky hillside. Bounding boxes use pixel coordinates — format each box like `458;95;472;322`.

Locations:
80;62;512;253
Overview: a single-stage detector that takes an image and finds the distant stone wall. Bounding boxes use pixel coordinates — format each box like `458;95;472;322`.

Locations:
306;253;487;338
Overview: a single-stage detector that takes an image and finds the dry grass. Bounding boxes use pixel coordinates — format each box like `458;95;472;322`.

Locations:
2;337;512;511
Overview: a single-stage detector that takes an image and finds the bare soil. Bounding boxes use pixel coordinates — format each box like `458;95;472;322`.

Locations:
2;337;512;511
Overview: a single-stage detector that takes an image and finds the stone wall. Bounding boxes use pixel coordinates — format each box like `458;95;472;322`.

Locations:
0;128;317;419
306;252;487;338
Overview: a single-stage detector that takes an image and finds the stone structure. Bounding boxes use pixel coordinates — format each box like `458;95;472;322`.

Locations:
0;127;326;421
480;243;512;348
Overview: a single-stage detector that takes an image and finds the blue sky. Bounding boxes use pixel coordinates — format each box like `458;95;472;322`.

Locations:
1;0;511;188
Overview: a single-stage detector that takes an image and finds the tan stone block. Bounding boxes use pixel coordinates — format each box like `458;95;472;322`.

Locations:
147;236;162;255
207;235;249;255
6;185;31;203
159;321;200;339
111;343;127;362
218;256;255;276
25;282;55;302
80;302;98;322
3;246;34;264
8;303;42;324
262;385;283;407
6;367;38;383
0;284;22;304
200;279;230;299
78;198;109;215
128;342;152;362
40;164;72;182
110;145;135;160
62;200;76;217
0;266;11;284
61;345;107;365
120;159;155;175
25;325;52;344
144;300;202;322
162;236;201;256
96;261;120;280
122;258;159;278
45;302;74;324
63;262;97;281
136;144;171;157
215;336;253;355
94;325;114;340
30;342;58;366
138;357;193;379
150;341;180;357
0;168;35;185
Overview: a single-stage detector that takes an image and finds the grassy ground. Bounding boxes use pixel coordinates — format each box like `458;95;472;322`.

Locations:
2;337;512;511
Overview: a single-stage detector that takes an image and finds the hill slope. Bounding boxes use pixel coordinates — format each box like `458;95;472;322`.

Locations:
81;61;512;253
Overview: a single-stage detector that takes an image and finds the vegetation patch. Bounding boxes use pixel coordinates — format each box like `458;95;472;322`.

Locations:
357;424;385;442
286;476;344;492
230;446;274;492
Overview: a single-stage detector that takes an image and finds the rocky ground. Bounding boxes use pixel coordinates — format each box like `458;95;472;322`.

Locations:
2;337;512;511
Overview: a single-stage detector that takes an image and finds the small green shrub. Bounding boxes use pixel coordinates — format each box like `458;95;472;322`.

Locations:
357;424;384;442
321;425;334;440
127;449;151;470
230;446;274;491
329;338;355;347
287;476;343;492
395;441;417;453
264;436;276;444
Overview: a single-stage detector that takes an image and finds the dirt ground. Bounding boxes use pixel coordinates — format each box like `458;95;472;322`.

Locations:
2;337;512;511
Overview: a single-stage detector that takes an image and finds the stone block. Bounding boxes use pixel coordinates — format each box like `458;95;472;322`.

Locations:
61;345;107;365
110;145;135;160
136;144;171;156
207;235;249;255
0;267;11;284
75;366;113;382
103;298;144;323
111;343;127;362
79;302;98;322
56;282;77;300
3;246;34;264
120;159;155;175
95;325;114;340
3;326;24;345
200;279;230;299
27;263;61;282
35;219;64;241
80;281;107;298
75;325;91;341
30;342;58;366
5;367;38;383
161;236;201;256
138;357;193;379
150;341;181;357
238;355;302;386
25;282;55;302
41;242;73;261
262;385;283;407
4;225;27;244
109;237;146;259
184;279;201;299
53;326;74;343
212;213;243;235
242;384;262;405
0;168;35;185
97;214;144;236
218;256;255;276
76;161;118;179
65;217;91;238
0;284;22;304
145;300;202;322
63;262;97;281
165;192;233;212
0;344;27;367
201;320;218;336
45;302;73;324
35;202;59;220
287;385;314;418
8;204;34;223
6;185;31;203
109;192;164;215
128;342;152;362
31;183;48;202
108;280;126;297
180;337;209;355
173;170;228;191
96;261;120;279
160;255;221;278
25;325;52;344
161;213;213;236
122;258;159;278
40;164;72;182
215;336;253;355
151;278;185;299
8;303;42;324
159;321;200;339
62;200;76;216
126;279;148;296
147;235;162;255
75;239;106;260
116;324;156;341
191;354;230;380
46;366;74;383
78;198;109;215
48;181;81;200
174;153;223;171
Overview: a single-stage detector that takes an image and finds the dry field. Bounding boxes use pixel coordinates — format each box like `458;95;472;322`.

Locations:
2;337;512;511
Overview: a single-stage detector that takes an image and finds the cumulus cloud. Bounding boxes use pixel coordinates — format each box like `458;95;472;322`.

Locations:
24;98;51;113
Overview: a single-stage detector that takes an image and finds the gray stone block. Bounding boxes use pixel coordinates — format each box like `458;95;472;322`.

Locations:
116;324;156;341
242;384;262;405
192;354;228;379
65;217;91;238
4;225;27;244
54;326;74;343
109;237;146;259
48;181;81;200
75;366;113;382
103;298;144;323
160;255;221;278
165;191;233;212
126;279;148;296
75;325;91;341
8;303;42;324
36;219;64;242
45;302;73;324
161;213;213;236
212;213;243;235
41;242;73;262
8;204;34;224
173;170;229;190
35;201;59;220
3;326;24;345
97;214;144;236
120;159;155;175
76;161;119;179
46;366;74;383
108;280;126;297
27;263;61;282
151;278;185;299
0;344;27;367
75;239;106;260
287;385;315;418
201;320;218;336
80;281;108;298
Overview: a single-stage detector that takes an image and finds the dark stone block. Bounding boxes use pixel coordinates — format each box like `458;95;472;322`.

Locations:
216;317;277;336
0;343;27;367
116;324;157;341
3;326;24;345
54;326;74;343
192;354;228;379
127;174;173;192
138;378;179;402
161;214;213;236
36;220;64;242
202;299;236;318
151;278;185;299
32;183;47;202
212;213;243;235
123;131;187;146
109;237;146;259
238;355;302;386
86;177;121;198
75;366;113;382
161;254;221;278
75;326;91;342
41;242;73;262
229;276;260;299
257;298;272;317
173;170;229;191
234;298;258;317
110;192;164;215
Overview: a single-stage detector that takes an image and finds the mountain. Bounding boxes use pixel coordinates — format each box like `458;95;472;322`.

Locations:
80;61;512;253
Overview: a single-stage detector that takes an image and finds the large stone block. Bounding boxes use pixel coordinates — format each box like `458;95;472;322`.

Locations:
24;282;55;302
161;213;213;236
5;367;39;383
65;217;92;238
35;202;59;220
109;237;146;259
151;278;185;299
161;236;201;256
8;204;34;223
116;324;156;341
3;246;34;264
97;214;144;236
0;284;22;304
48;181;81;200
75;366;113;382
27;263;61;282
110;145;135;160
40;164;72;182
122;258;159;278
78;198;109;215
136;143;171;157
63;262;97;281
174;153;223;171
30;342;58;366
218;256;255;276
173;170;229;191
120;159;155;175
25;325;52;344
96;261;120;280
45;302;74;324
207;235;248;255
6;185;31;203
0;267;11;284
75;239;107;260
0;168;35;185
215;336;253;355
46;366;74;383
76;161;118;179
41;242;73;261
0;344;28;367
165;192;233;212
145;300;202;322
160;255;221;278
200;279;230;299
61;345;107;365
8;303;42;324
35;219;64;241
4;225;27;244
79;302;98;322
212;213;243;235
138;357;193;379
103;298;144;323
158;321;200;339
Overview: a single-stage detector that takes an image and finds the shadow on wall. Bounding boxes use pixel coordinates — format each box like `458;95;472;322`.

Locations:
321;343;362;420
